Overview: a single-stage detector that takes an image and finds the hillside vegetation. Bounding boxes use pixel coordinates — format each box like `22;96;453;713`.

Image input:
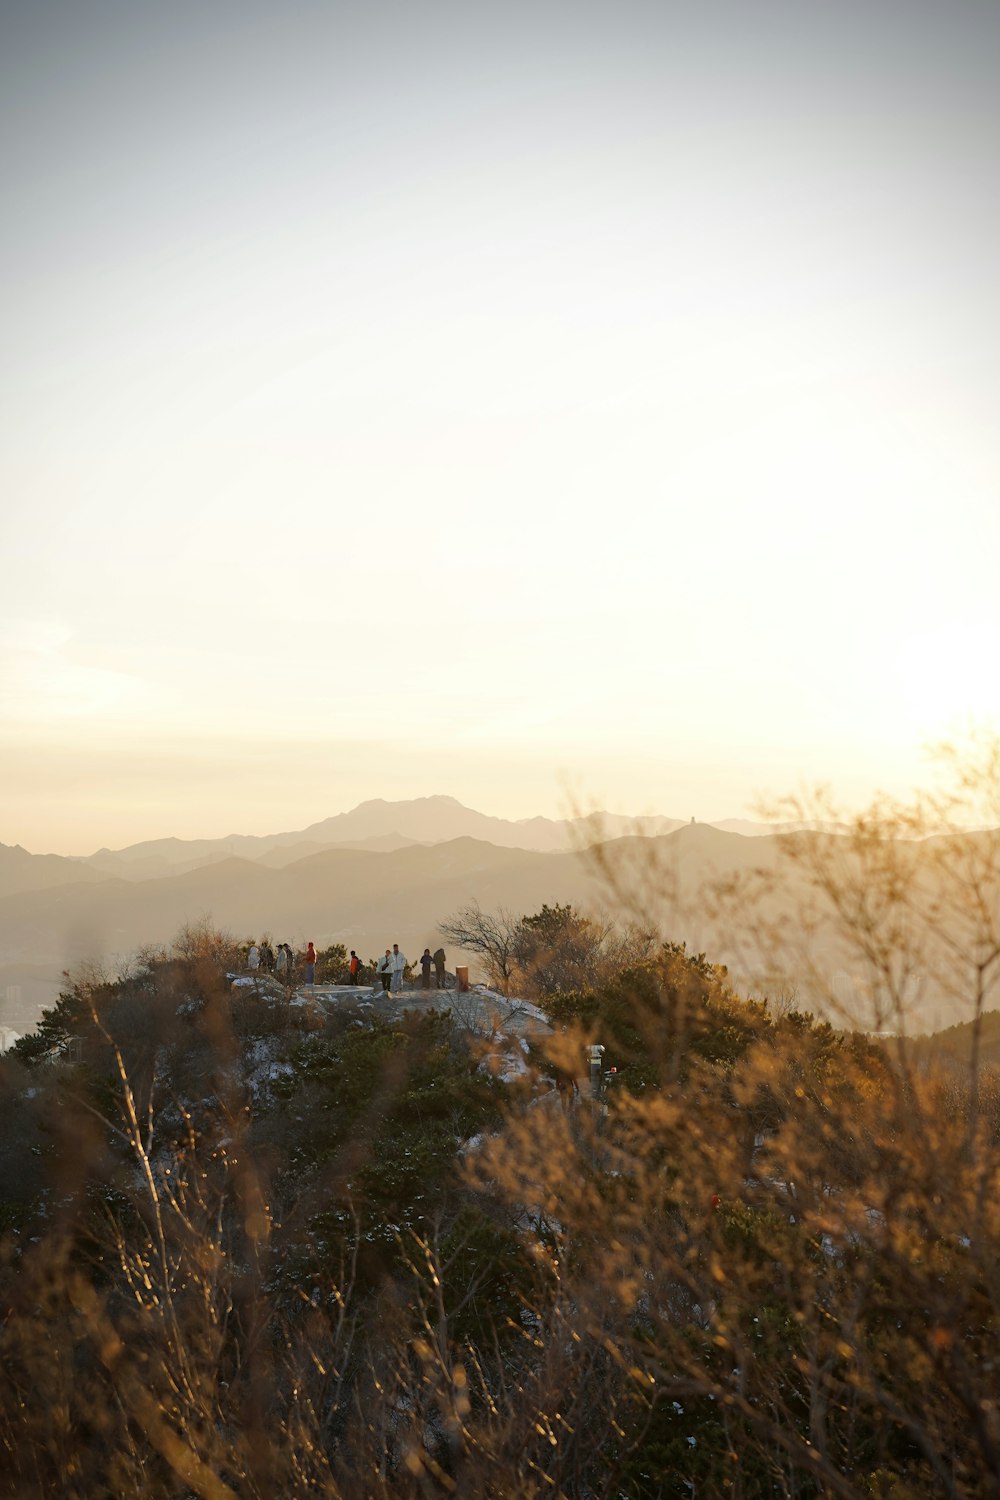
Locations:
4;746;1000;1495
2;904;999;1498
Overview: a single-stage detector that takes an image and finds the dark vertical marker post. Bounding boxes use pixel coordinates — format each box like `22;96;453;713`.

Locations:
587;1042;605;1100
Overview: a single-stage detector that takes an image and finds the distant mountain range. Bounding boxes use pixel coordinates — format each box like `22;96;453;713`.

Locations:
73;797;689;877
0;798;968;1039
0;819;775;1029
5;796;791;887
0;799;780;1029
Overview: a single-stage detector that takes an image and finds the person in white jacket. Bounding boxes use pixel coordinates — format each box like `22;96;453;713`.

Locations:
390;943;407;993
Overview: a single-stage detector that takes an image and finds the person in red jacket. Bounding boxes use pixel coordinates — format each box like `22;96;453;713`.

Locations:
304;942;317;987
349;950;360;984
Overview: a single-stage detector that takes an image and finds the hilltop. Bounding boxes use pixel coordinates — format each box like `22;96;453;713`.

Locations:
1;809;995;1039
2;926;997;1496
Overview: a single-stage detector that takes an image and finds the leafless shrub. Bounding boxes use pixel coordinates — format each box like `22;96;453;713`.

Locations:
4;739;1000;1497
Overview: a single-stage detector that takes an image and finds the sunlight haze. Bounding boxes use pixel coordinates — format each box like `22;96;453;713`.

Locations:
2;0;998;853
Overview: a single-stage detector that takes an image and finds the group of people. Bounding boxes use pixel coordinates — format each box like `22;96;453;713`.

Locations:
247;940;302;981
245;940;447;993
375;945;448;994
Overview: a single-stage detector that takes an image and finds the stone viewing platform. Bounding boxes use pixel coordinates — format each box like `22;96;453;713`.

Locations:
292;981;553;1037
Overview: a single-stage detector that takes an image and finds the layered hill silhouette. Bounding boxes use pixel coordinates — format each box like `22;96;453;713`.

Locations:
0;843;109;900
0;819;777;1027
68;796;690;879
7;797;810;899
1;800;989;1039
0;837;600;972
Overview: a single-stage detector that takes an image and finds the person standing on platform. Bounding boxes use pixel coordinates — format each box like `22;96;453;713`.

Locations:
304;942;317;987
378;950;393;993
390;943;406;993
349;950;360;984
433;947;447;989
420;948;433;990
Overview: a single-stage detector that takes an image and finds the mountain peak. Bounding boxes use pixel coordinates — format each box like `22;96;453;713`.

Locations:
348;794;467;812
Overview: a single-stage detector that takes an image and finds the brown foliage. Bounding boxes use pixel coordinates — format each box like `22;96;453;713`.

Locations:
4;743;1000;1495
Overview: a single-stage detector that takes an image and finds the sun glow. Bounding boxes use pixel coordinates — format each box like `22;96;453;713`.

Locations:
894;624;1000;739
1;0;999;851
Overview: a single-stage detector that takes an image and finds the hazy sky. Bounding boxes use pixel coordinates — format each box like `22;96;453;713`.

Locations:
2;0;998;853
